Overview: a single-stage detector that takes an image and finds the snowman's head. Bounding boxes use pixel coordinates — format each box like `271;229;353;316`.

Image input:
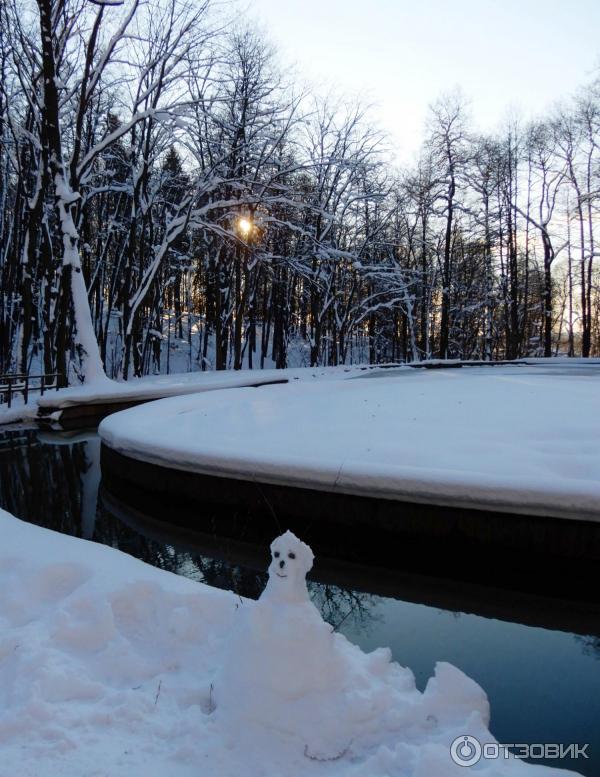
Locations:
262;530;314;603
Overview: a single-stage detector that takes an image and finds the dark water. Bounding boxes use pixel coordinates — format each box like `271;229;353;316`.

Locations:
0;426;599;776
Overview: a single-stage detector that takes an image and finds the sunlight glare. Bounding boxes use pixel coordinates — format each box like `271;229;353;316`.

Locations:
238;217;252;236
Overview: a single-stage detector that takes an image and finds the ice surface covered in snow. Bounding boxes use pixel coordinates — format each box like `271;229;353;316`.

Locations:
99;364;600;520
0;513;582;776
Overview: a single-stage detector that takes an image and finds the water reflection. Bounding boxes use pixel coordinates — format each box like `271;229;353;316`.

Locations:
577;635;600;660
95;503;267;601
0;426;599;776
311;584;381;634
0;427;100;538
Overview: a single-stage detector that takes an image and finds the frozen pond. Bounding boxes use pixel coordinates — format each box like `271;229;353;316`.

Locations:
0;424;599;775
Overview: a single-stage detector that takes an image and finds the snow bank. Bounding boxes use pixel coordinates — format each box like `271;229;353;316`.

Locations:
0;512;581;776
34;364;384;411
0;399;39;426
0;508;234;777
1;363;383;426
99;365;600;521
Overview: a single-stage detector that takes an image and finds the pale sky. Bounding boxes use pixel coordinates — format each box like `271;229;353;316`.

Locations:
247;0;600;163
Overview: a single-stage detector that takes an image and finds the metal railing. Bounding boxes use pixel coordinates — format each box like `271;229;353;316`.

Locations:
0;373;62;408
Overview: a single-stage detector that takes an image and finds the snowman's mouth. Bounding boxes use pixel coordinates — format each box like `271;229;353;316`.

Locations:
276;572;288;578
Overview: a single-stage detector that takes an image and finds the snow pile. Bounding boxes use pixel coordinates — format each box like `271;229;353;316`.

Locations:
0;512;581;776
100;365;600;520
0;508;234;777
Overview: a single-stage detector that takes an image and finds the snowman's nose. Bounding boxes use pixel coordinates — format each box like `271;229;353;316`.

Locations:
279;560;285;569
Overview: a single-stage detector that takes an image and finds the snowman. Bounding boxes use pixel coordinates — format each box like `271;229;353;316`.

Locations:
213;530;419;757
211;533;565;775
214;531;341;714
214;531;489;761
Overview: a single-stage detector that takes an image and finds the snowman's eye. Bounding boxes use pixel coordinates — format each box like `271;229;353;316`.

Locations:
274;551;280;558
288;552;296;559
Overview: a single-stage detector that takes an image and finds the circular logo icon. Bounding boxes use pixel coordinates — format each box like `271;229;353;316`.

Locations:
450;735;482;767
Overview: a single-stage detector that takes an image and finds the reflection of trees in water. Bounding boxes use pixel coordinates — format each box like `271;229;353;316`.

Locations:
192;556;266;600
309;582;381;634
0;429;91;537
93;506;267;599
576;635;600;660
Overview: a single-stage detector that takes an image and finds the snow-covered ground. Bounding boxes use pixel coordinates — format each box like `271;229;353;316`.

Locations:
99;363;600;521
37;364;383;409
0;509;582;776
